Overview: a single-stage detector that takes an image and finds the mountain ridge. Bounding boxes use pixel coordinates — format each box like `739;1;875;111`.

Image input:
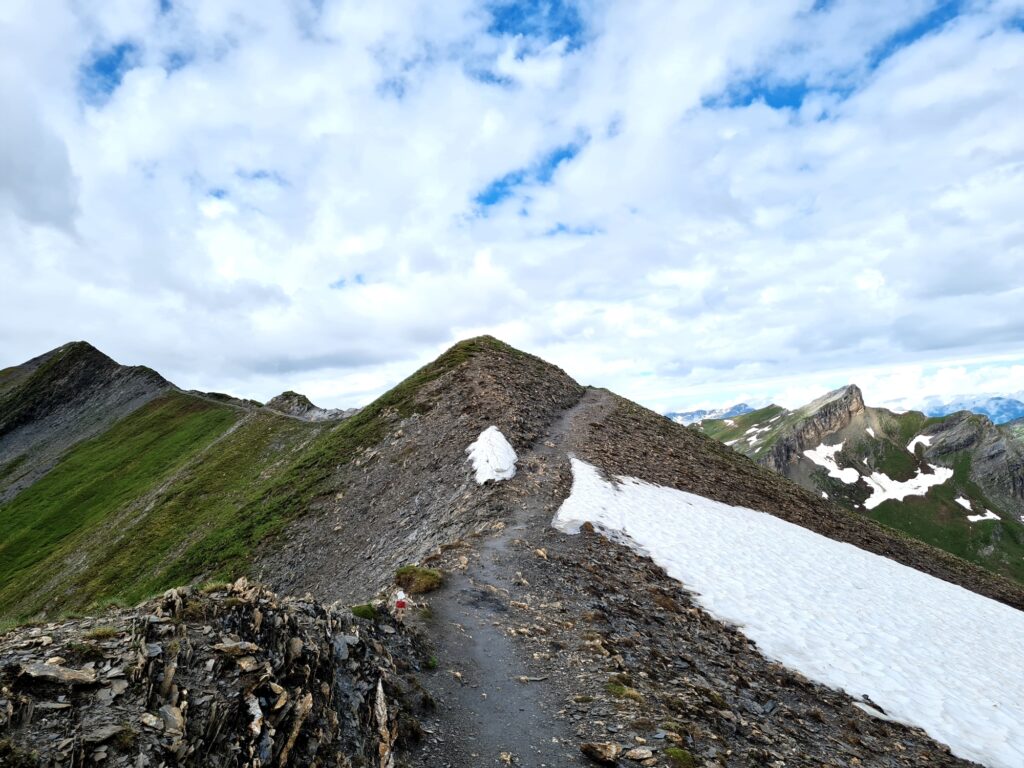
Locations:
1;337;1022;766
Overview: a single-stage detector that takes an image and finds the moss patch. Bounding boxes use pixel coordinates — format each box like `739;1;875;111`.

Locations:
664;747;696;767
395;565;444;594
351;603;377;620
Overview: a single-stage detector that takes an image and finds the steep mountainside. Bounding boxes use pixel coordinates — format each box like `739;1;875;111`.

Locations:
700;385;1024;582
2;338;1023;767
0;342;171;502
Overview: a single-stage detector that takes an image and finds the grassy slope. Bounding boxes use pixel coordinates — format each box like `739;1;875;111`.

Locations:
0;336;514;620
0;393;241;615
701;405;799;461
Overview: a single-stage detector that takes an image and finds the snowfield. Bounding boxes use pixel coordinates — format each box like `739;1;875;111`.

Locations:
907;434;933;452
861;465;954;510
553;458;1024;768
803;442;860;483
465;426;517;484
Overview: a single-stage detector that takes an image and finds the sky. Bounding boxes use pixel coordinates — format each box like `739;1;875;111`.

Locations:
1;0;1022;413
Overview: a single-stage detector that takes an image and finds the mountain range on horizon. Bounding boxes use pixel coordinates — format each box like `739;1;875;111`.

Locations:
1;337;1022;767
671;391;1024;428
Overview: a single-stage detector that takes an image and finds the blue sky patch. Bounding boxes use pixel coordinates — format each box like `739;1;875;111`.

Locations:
329;273;365;290
475;169;529;206
237;169;287;185
546;222;602;236
867;0;964;71
473;137;587;209
465;66;516;88
80;42;139;102
487;0;586;50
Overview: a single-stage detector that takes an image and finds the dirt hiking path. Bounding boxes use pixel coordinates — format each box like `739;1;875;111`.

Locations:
405;389;614;767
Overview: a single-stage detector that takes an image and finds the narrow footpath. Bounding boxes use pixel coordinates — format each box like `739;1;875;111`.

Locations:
405;389;615;767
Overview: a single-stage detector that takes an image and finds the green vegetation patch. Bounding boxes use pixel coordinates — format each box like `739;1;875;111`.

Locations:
867;451;1024;583
395;565;444;594
0;392;239;616
351;603;377;620
664;747;696;767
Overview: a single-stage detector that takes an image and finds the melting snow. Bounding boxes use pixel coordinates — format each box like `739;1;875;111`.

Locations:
553;458;1024;768
821;491;828;499
465;426;517;484
744;424;773;446
907;434;933;452
866;427;876;438
967;510;1000;523
861;466;953;510
803;442;859;484
724;419;736;426
955;497;972;511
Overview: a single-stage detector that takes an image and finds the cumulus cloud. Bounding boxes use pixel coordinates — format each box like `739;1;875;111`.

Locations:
0;0;1021;410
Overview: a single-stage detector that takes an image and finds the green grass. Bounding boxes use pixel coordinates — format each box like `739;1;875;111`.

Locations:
866;451;1024;583
664;747;696;767
395;565;444;594
605;682;643;701
0;336;509;623
0;392;239;615
351;603;377;620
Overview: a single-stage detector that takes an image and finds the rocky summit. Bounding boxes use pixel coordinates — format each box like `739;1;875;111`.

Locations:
1;337;1022;767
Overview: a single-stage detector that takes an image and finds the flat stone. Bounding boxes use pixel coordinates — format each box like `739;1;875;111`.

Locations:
84;724;125;744
19;662;98;686
212;640;260;656
625;747;654;760
580;742;622;764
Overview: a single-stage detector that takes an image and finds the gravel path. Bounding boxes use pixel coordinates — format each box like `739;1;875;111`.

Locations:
406;390;612;767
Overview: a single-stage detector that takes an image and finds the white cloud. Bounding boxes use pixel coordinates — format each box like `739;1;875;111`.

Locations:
0;0;1021;411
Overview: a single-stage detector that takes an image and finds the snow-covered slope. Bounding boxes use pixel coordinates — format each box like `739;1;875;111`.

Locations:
554;458;1024;768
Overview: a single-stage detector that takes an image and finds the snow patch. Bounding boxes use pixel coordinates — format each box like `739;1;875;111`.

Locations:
724;419;736;426
553;458;1024;768
803;442;859;484
865;427;876;438
465;426;517;484
907;434;933;452
861;466;953;510
967;510;999;523
744;423;773;446
821;491;828;499
955;497;972;511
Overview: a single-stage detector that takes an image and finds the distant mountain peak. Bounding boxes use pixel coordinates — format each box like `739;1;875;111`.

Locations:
665;402;754;426
265;390;358;422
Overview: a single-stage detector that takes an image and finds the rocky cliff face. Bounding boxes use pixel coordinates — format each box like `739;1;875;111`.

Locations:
0;342;171;501
762;385;865;472
926;411;1024;511
0;580;423;767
